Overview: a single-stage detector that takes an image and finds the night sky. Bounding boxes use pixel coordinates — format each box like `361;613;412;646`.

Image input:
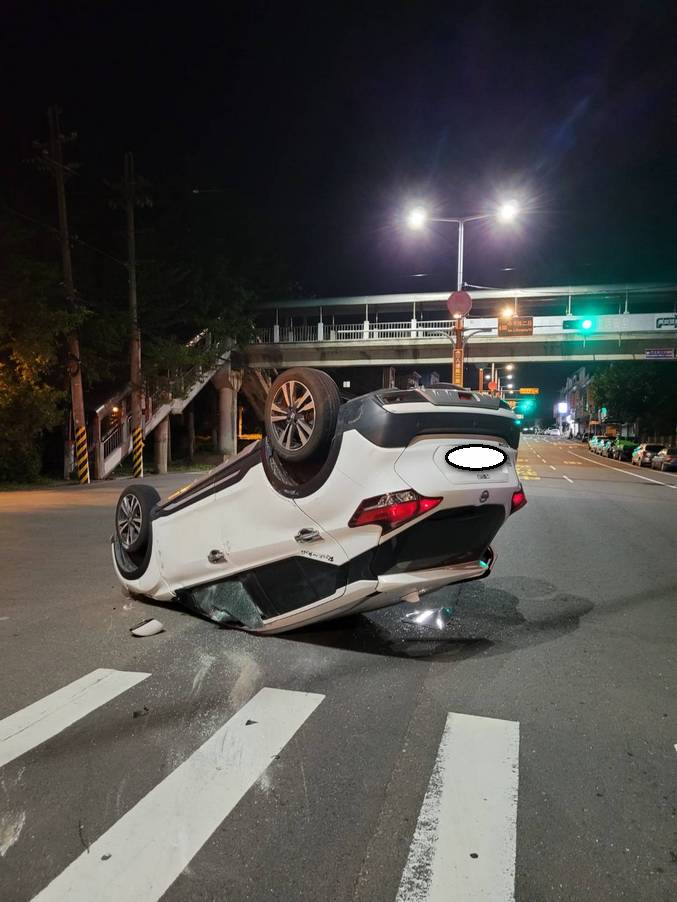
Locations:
4;1;677;300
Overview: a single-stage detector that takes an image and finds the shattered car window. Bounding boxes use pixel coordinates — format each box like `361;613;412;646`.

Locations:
188;580;264;630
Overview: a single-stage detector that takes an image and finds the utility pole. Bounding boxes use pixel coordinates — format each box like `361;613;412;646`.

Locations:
45;106;89;483
123;152;144;479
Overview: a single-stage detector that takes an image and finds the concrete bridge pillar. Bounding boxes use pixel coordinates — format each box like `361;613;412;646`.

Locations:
154;417;169;474
185;406;195;462
212;365;243;458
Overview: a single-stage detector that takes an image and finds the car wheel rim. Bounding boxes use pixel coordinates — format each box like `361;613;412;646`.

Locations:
270;380;316;451
117;494;143;549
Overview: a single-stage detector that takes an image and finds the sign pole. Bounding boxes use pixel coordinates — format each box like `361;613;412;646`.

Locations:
453;318;464;386
446;290;472;389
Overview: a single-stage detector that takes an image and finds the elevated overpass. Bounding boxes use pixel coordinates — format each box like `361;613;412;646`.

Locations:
247;284;677;367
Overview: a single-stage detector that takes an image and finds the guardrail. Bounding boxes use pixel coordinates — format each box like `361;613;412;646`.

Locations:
102;424;122;459
258;319;470;343
102;414;131;461
255;313;677;344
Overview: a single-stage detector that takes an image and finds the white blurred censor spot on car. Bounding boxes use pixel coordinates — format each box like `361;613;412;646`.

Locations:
445;445;507;470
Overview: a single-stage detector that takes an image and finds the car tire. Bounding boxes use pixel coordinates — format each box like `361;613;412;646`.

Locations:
317;369;342;430
115;484;160;554
265;367;340;462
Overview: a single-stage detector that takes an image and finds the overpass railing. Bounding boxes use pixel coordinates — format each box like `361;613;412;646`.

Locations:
262;320;458;343
256;313;676;344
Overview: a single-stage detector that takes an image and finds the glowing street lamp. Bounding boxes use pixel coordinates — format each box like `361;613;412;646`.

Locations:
406;207;427;230
490;364;516;398
405;197;523;389
405;198;521;291
497;199;519;223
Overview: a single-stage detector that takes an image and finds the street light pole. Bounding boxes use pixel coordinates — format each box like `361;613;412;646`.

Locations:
452;220;466;384
457;219;464;291
407;202;519;390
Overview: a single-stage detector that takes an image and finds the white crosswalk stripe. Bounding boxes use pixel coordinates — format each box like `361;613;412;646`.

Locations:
32;687;324;902
396;712;520;902
0;669;150;770
6;678;523;902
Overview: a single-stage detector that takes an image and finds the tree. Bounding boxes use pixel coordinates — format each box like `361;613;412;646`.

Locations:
590;362;677;436
0;218;79;480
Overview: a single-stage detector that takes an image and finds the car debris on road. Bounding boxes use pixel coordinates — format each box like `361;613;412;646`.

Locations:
130;619;165;637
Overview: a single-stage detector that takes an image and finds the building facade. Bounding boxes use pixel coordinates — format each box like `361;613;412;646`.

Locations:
560;366;595;435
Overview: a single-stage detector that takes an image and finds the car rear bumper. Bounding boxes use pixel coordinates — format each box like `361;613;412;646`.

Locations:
371;545;496;605
248;546;497;633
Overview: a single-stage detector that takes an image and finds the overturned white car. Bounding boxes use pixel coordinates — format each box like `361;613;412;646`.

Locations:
112;368;526;633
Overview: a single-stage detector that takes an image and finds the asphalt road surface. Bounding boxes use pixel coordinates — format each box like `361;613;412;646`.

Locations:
1;437;676;902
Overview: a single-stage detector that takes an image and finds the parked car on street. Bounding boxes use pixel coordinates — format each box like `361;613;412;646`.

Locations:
590;436;610;453
611;437;639;461
598;438;615;457
631;443;664;467
112;369;526;634
650;447;677;472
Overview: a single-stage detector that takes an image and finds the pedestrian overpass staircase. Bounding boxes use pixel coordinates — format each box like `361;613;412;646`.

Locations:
91;331;278;479
93;333;228;479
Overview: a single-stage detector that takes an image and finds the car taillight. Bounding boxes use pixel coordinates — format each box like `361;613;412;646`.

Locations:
348;490;442;533
510;486;527;514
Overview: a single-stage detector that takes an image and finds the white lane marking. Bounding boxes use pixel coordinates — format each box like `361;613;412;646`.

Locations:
396;713;519;902
549;465;556;470
33;687;324;902
568;451;677;488
562;475;574;484
0;670;149;770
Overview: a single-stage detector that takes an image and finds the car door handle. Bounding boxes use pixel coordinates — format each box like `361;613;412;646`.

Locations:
294;528;322;544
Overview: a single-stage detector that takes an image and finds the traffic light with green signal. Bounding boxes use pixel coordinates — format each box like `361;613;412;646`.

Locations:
563;317;597;331
517;397;535;413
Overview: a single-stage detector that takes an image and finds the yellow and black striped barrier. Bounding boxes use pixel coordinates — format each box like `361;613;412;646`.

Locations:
75;426;90;484
132;425;144;479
